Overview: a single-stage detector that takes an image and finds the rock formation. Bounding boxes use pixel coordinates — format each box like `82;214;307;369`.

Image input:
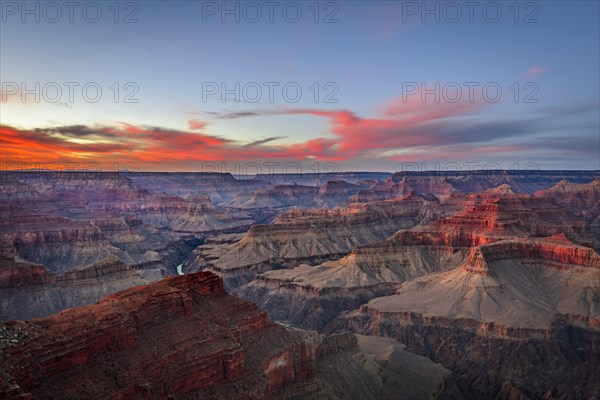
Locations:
2;170;600;399
0;172;254;321
331;234;600;399
0;272;451;400
235;185;594;330
185;193;439;289
352;170;600;202
226;180;369;209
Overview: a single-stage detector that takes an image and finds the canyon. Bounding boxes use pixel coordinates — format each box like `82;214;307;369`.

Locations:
1;170;599;399
0;271;452;400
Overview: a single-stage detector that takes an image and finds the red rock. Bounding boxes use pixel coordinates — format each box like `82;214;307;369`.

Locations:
0;272;378;400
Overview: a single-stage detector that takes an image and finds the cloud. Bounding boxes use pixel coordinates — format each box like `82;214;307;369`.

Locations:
187;119;208;131
38;125;114;138
245;136;287;147
1;93;596;169
527;66;545;75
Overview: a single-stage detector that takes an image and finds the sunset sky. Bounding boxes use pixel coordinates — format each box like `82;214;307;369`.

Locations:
1;1;599;172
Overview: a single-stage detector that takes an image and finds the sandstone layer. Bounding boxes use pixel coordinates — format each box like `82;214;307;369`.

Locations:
236;185;594;330
0;272;451;400
185;193;439;289
330;235;600;399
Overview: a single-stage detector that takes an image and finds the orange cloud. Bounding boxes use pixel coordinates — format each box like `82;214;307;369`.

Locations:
1;92;545;170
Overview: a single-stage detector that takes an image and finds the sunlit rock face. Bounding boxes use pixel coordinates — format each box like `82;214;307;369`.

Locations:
184;193;440;289
0;272;452;400
233;183;597;331
326;233;600;399
1;170;600;399
535;179;600;250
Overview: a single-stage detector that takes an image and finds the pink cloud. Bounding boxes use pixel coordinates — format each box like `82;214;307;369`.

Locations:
1;91;526;169
527;66;545;75
188;119;208;131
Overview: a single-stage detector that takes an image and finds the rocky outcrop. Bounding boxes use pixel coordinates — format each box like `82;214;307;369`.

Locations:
534;179;600;215
352;170;600;203
185;194;439;289
124;172;268;203
0;206;129;274
0;272;450;400
331;235;600;399
0;172;256;322
337;310;599;399
536;179;600;250
235;233;466;331
237;267;402;331
352;175;456;202
0;256;149;321
226;180;370;209
317;180;369;207
234;186;596;331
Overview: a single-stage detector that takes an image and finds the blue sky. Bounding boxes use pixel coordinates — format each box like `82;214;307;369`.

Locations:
1;0;598;171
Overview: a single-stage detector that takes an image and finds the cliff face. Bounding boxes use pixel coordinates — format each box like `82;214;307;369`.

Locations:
0;272;450;400
0;256;149;321
1;208;126;274
226;180;370;209
536;179;600;250
234;186;594;332
351;171;600;203
535;179;600;213
338;311;599;399
185;193;439;289
123;172;268;203
0;172;261;321
352;175;456;202
331;235;600;399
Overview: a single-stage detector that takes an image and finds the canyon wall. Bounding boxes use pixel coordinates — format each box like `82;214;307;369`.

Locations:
0;272;451;400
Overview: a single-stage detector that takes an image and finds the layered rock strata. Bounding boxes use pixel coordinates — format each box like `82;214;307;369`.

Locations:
0;272;451;400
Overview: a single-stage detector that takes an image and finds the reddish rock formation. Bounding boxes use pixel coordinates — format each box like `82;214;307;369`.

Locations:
0;272;449;400
203;183;598;335
351;170;600;203
0;255;149;321
536;179;600;250
0;172;255;320
185;193;440;289
535;179;600;215
330;234;600;399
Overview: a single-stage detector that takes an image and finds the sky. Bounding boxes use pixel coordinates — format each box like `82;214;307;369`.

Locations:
1;0;599;172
